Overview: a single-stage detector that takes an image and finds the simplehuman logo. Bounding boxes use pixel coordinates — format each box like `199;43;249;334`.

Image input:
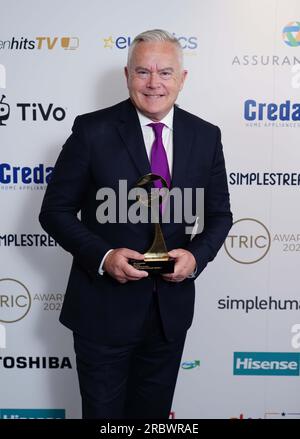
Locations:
0;409;65;419
234;352;300;376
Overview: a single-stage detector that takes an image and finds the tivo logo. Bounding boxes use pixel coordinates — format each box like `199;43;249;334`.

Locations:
234;352;300;376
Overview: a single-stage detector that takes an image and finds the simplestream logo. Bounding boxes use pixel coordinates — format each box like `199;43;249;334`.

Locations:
0;409;65;419
234;352;300;376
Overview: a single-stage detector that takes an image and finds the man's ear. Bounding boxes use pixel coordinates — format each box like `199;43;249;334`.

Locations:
124;66;129;81
180;69;188;91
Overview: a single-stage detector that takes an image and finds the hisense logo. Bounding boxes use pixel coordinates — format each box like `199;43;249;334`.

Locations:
234;352;300;376
0;409;65;419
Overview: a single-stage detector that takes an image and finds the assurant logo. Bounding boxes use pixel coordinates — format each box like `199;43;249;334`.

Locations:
283;22;300;47
234;352;300;376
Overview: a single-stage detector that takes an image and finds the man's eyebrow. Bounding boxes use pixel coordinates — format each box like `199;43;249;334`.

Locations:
134;66;150;71
134;66;174;72
158;67;174;72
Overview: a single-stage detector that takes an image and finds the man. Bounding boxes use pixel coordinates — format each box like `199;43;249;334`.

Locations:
39;29;232;419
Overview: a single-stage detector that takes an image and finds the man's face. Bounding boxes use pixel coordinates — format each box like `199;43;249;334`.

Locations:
125;41;187;121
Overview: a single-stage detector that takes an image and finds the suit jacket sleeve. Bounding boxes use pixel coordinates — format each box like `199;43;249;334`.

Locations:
39;116;111;277
186;126;232;277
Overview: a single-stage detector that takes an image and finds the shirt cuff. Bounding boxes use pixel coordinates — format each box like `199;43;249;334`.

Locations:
187;265;198;279
98;249;114;275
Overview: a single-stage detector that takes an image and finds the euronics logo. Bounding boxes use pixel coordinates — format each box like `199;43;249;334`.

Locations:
0;408;65;419
234;352;300;376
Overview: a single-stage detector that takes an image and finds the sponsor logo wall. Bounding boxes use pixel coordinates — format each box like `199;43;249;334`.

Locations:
1;0;299;419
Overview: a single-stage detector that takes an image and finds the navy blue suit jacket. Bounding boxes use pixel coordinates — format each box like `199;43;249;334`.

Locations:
39;99;232;344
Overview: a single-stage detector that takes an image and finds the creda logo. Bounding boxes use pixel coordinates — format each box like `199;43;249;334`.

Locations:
233;352;300;376
244;99;300;121
0;163;53;185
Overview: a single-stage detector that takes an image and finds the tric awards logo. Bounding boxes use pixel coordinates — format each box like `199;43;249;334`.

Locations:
0;278;31;323
224;218;271;264
283;22;300;47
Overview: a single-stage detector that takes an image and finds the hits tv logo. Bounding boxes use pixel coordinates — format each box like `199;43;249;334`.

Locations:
0;36;79;50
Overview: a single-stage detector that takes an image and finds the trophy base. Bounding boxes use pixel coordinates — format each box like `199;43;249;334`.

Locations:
129;258;175;274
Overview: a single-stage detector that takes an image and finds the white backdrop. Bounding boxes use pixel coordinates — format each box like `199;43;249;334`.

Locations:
1;0;300;419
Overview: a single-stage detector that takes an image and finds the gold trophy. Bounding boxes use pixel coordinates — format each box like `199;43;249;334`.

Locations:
129;173;175;274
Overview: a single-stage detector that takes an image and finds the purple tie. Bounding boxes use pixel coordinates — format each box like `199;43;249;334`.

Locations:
148;122;171;189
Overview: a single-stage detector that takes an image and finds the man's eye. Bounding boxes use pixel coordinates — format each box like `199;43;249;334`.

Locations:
137;70;149;76
160;71;172;78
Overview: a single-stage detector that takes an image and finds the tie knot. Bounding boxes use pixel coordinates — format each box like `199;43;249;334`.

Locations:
147;122;164;138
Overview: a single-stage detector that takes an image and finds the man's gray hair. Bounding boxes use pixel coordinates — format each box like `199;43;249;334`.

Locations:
127;29;183;68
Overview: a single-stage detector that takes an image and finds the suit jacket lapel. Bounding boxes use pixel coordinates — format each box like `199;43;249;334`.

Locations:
117;99;151;177
171;105;193;189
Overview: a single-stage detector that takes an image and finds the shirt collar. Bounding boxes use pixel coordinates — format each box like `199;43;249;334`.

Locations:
136;106;174;130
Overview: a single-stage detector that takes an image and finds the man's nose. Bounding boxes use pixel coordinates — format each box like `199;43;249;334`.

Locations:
147;72;161;88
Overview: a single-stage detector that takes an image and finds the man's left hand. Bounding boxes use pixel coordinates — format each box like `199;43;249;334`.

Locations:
162;249;196;282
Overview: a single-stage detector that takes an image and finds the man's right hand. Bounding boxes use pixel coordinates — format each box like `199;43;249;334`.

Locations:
103;248;148;284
